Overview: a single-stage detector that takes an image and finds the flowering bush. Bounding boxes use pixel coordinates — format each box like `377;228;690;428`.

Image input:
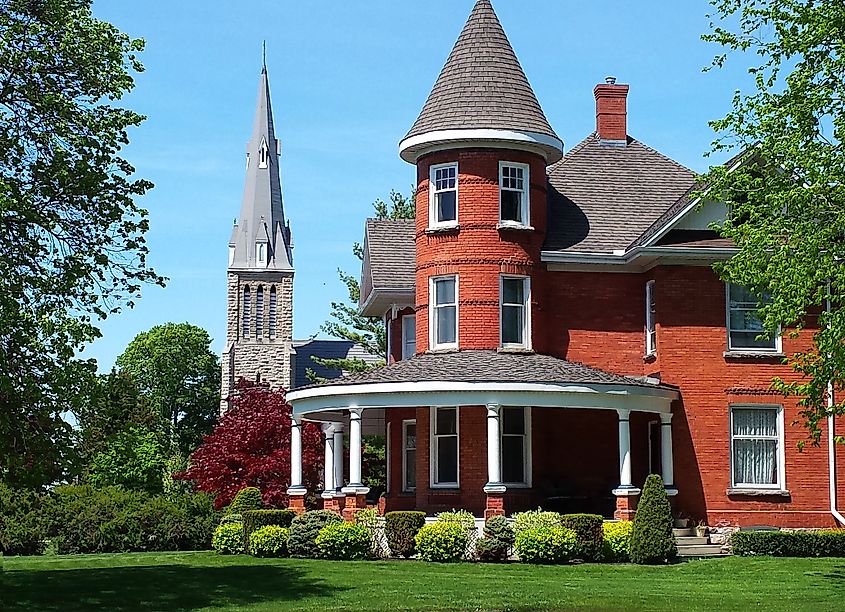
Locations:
212;522;244;555
316;522;372;560
514;526;577;564
249;525;289;558
415;522;468;563
602;521;633;562
512;509;562;535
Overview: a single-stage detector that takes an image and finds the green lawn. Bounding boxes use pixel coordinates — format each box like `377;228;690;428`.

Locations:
3;552;844;612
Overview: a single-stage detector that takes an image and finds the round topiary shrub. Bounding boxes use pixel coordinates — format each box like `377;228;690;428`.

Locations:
514;526;577;565
384;511;426;558
316;522;372;560
226;487;263;515
630;474;677;565
249;525;289;558
602;520;633;562
287;510;343;558
560;513;604;561
415;522;468;563
212;522;245;555
476;515;515;563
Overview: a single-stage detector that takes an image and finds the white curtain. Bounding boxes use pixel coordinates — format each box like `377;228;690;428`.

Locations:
733;409;778;485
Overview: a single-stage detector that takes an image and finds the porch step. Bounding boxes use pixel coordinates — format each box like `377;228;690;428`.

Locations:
677;543;727;557
673;528;695;537
675;536;709;546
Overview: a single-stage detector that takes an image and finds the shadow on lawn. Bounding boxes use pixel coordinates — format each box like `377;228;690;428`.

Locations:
4;563;339;611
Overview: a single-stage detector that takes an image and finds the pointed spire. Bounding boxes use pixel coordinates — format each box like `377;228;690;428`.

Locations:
230;62;293;271
399;0;562;164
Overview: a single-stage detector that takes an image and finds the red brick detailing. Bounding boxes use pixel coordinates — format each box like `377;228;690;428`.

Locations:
614;495;638;521
594;82;629;141
321;496;340;513
288;495;306;515
342;493;367;521
485;494;506;519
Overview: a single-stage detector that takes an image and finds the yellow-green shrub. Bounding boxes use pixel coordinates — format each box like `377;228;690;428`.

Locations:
514;526;577;564
212;522;244;555
249;525;288;558
415;522;468;562
602;521;633;562
316;522;371;560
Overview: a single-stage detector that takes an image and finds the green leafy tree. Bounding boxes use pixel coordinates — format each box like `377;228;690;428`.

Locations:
0;0;164;488
116;323;220;455
702;0;845;443
88;426;167;494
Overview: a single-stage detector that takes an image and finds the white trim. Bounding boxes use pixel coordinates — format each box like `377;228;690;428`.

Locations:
402;419;416;492
430;274;459;350
499;161;531;227
725;283;782;354
401;314;417;360
729;404;786;491
500;275;531;350
645;280;656;356
500;406;532;488
428;162;459;229
430;407;460;488
400;128;564;164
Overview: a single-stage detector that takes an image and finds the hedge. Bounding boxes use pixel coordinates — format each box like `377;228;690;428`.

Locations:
242;509;296;553
560;513;604;562
385;511;426;558
602;521;633;562
512;509;562;535
732;530;845;557
226;487;263;515
0;484;46;556
514;526;578;564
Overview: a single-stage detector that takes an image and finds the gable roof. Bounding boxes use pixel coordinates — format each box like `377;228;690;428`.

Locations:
544;134;697;254
360;219;416;314
403;0;559;146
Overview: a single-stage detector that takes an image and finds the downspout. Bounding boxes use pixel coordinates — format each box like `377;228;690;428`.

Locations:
826;285;845;525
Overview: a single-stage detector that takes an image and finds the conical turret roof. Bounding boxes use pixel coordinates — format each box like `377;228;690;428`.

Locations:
400;0;562;163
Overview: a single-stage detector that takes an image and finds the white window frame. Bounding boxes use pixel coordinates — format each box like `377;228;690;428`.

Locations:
729;404;785;491
726;283;781;353
498;161;530;227
500;275;531;349
429;162;459;229
429;275;459;350
401;315;416;360
402;419;417;493
430;406;460;488
500;406;532;488
645;280;656;356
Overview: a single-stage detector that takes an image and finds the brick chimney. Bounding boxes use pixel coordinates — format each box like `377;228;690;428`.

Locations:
594;76;629;144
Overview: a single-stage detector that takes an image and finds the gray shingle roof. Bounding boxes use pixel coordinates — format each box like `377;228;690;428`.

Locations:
364;219;416;294
300;350;669;390
291;339;383;389
544;134;697;254
404;0;558;144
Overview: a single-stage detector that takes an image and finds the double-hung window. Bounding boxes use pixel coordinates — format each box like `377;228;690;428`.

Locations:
727;283;779;352
431;276;458;349
499;162;529;225
501;276;530;348
430;163;458;227
501;407;530;486
402;420;416;492
730;405;784;490
402;315;416;360
431;407;459;487
645;280;656;355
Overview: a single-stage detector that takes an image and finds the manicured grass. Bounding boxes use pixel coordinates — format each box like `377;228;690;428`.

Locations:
3;552;845;611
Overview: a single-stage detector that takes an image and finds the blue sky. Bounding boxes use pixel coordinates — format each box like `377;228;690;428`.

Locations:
86;0;748;370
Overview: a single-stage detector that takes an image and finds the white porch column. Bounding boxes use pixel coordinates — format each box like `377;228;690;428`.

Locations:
343;408;369;493
333;425;344;493
287;415;306;495
617;409;634;489
484;403;505;491
661;412;678;494
322;424;336;494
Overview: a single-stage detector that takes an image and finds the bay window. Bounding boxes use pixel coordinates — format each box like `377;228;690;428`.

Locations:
431;407;459;487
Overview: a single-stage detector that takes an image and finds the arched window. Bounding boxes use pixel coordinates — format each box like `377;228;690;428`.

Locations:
242;286;251;339
255;285;264;338
269;286;277;340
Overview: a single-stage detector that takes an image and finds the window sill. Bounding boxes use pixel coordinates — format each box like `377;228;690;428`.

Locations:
496;222;534;231
425;224;460;235
726;488;791;497
497;347;534;354
426;347;459;355
724;351;785;361
643;352;657;364
429;487;461;494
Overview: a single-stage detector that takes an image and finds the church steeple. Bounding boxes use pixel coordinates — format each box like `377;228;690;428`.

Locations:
229;63;293;271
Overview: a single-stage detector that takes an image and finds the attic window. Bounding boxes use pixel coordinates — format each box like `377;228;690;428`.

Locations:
499;162;529;226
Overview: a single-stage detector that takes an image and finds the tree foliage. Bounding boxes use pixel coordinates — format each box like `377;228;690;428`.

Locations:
175;380;322;510
702;0;845;442
88;425;167;494
0;0;163;487
116;323;220;455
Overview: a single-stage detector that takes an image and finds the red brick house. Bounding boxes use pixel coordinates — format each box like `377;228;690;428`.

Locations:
286;0;845;528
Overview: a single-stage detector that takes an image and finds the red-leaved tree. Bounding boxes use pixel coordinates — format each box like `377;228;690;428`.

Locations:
175;380;322;509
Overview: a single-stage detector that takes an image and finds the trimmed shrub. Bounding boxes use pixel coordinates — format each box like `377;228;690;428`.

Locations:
415;522;468;563
354;508;379;528
560;513;604;561
385;511;426;558
476;515;515;563
0;484;46;556
226;487;263;515
249;525;289;558
287;510;342;558
242;509;296;553
212;522;245;555
220;513;243;526
514;526;578;565
316;522;372;560
435;509;476;530
512;509;562;535
630;474;677;565
731;530;845;557
602;520;633;562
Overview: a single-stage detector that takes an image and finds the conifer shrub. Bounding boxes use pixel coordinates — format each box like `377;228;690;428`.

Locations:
287;510;342;558
249;525;289;558
242;509;296;553
0;484;46;556
476;515;515;562
514;526;577;564
415;522;468;562
602;520;633;562
226;487;263;515
212;522;245;555
384;511;426;558
316;522;372;560
560;513;604;561
511;509;562;535
630;474;677;564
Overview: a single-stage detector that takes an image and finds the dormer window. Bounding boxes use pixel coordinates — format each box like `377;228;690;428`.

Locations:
256;242;267;264
258;138;269;169
430;163;458;227
499;162;529;226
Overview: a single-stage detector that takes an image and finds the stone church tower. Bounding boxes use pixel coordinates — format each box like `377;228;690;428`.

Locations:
221;63;295;404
